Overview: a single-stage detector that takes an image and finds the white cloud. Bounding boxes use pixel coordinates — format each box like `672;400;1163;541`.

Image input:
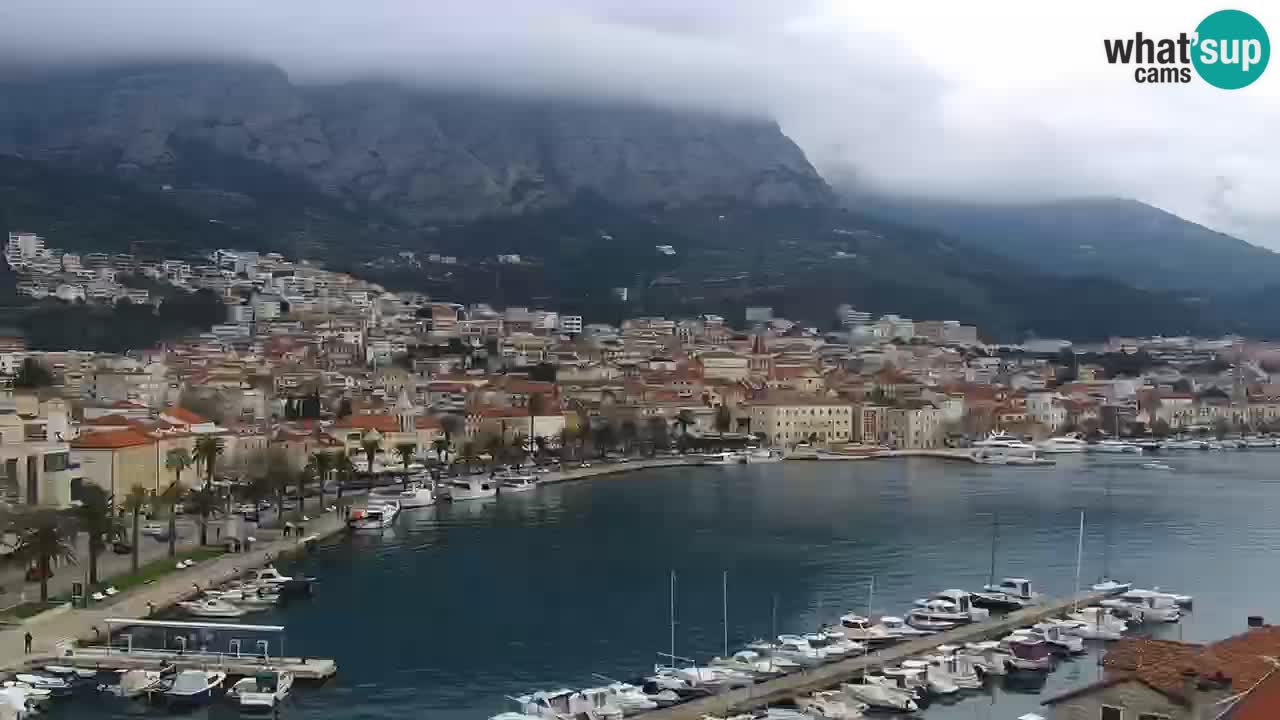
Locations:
1;0;1278;245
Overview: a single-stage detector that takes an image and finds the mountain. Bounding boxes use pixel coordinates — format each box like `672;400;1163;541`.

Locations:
0;63;832;227
849;194;1280;294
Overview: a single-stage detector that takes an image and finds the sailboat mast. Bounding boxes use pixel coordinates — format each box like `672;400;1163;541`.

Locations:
988;512;999;587
1103;471;1114;579
868;577;875;617
722;571;728;658
1074;511;1085;612
669;570;676;669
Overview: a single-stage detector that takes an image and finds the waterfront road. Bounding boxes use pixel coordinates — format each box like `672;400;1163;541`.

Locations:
0;510;347;672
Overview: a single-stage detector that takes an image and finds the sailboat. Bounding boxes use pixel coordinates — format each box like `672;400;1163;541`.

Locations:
1091;471;1132;594
971;513;1034;611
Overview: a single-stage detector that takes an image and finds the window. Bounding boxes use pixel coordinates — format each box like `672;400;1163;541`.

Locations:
1101;707;1123;720
1137;715;1168;720
43;452;69;472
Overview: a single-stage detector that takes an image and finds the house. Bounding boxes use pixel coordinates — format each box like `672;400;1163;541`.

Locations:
1045;622;1280;720
746;399;854;447
72;429;159;500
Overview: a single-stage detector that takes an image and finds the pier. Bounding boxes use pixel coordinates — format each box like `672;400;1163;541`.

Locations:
635;589;1115;720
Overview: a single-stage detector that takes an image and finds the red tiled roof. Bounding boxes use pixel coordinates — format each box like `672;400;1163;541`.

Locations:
415;416;441;430
86;414;133;427
72;429;155;449
163;406;210;425
1228;669;1280;720
334;414;399;433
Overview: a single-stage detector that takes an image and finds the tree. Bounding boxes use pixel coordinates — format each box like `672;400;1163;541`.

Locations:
15;511;77;602
76;485;122;585
646;416;670;456
480;433;505;471
457;441;480;474
526;393;546;450
619;419;638;455
674;410;696;439
438;414;464;463
192;436;225;488
533;435;549;461
122;485;148;573
159;481;183;558
1151;418;1172;438
13;357;53;389
184;486;219;546
510;433;529;467
593;422;618;458
360;435;382;474
1213;417;1231;440
308;452;333;510
164;447;192;497
714;405;733;433
394;443;415;485
332;450;354;501
294;465;312;515
431;438;450;463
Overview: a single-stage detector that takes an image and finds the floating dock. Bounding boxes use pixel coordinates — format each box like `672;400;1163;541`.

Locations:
634;589;1116;720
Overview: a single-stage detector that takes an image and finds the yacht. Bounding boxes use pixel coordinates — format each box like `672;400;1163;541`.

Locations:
601;683;659;715
710;650;797;678
227;669;293;712
162;669;227;706
901;659;957;696
387;481;436;509
347;501;400;530
1091;578;1132;594
970;434;1053;465
838;614;908;646
700;451;745;465
1030;622;1086;655
1102;590;1182;622
177;597;246;619
518;688;622;720
744;448;784;463
961;641;1011;676
498;471;538;493
809;628;865;657
12;674;69;693
841;680;917;712
912;590;990;623
448;476;498;501
975;577;1041;610
878;615;932;638
1090;439;1143;454
1001;636;1054;673
204;586;280;609
744;638;826;667
1063;607;1129;640
795;690;868;719
930;645;984;689
907;601;965;632
1036;434;1088;454
246;566;314;596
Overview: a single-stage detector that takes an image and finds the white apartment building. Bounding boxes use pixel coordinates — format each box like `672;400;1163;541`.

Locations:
558;315;583;335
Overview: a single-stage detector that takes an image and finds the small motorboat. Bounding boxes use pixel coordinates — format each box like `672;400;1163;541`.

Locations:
347;500;400;530
387;481;436;508
162;669;227;705
1103;590;1182;622
841;680;917;712
98;668;165;698
1091;578;1132;594
13;673;70;693
1064;607;1129;640
794;690;868;719
206;586;281;609
601;682;658;715
498;471;538;493
1030;622;1087;655
710;650;796;678
0;683;45;717
962;641;1011;676
247;566;315;596
178;597;246;619
930;645;984;689
1141;461;1173;471
871;666;930;705
902;659;957;696
227;669;293;712
980;577;1041;606
1002;636;1054;673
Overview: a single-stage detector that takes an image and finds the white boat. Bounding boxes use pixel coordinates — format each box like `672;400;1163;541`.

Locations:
669;665;753;691
0;684;43;718
744;638;826;667
1244;436;1277;448
1036;434;1088;454
205;585;281;608
877;615;932;638
795;689;868;719
348;500;400;530
970;434;1053;465
841;680;917;712
961;641;1011;675
1141;461;1173;471
246;566;314;595
912;590;990;624
1002;636;1054;673
387;481;436;508
1090;439;1143;454
930;645;984;689
875;666;930;702
977;577;1041;608
13;674;69;692
807;629;864;657
44;665;97;679
700;451;745;465
498;472;538;493
1063;607;1128;640
902;658;957;695
744;449;784;464
177;597;246;619
602;683;658;715
1103;589;1182;622
162;669;226;705
572;686;630;720
98;668;164;698
227;669;293;711
907;602;963;632
710;650;797;677
448;476;498;501
519;688;622;720
1030;622;1087;655
491;713;544;720
838;614;907;646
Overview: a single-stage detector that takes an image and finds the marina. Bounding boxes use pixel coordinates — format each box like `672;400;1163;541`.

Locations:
32;451;1280;719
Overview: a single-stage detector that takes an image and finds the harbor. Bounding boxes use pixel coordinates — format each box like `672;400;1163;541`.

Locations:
26;451;1280;719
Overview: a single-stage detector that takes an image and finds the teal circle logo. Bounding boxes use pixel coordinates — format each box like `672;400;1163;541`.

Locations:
1193;9;1270;89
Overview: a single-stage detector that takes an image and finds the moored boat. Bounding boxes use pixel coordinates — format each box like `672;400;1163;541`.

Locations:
227;669;293;712
177;597;246;619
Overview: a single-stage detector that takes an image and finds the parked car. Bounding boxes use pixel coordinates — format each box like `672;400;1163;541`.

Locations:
112;540;132;554
140;522;164;537
25;565;52;582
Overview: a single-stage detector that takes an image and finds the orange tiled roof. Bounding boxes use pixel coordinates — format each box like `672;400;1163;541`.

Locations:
334;414;399;433
164;406;210;425
71;429;155;449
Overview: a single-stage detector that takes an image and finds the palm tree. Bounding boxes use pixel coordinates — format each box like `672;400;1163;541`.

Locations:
620;419;638;456
308;452;333;510
165;447;192;495
481;433;505;471
593;422;618;459
187;487;221;546
159;481;183;558
510;433;529;467
192;436;225;488
122;485;148;573
294;466;312;515
394;443;415;485
76;485;122;585
646;416;670;456
457;441;479;474
332;450;355;501
15;511;77;602
439;413;464;463
360;434;382;475
714;405;733;433
533;435;549;462
674;409;696;439
526;393;546;448
431;438;450;463
272;470;292;522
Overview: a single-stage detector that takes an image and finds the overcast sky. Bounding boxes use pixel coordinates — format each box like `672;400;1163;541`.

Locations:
2;0;1278;246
